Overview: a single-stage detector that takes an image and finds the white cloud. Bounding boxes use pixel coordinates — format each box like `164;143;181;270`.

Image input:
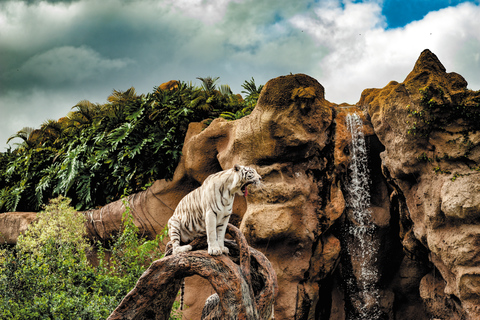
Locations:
1;0;479;150
0;1;78;52
161;0;241;25
289;1;480;103
17;46;133;84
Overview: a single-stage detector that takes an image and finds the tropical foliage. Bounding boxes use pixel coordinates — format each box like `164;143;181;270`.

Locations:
220;77;263;121
0;78;262;212
0;196;172;319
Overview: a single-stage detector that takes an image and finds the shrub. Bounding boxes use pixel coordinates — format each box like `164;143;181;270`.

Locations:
0;196;176;319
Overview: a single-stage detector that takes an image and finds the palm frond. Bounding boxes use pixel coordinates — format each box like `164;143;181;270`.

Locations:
108;87;139;103
7;127;36;144
219;84;233;96
196;76;219;94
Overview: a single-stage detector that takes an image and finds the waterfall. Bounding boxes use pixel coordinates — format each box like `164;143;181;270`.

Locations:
344;112;381;319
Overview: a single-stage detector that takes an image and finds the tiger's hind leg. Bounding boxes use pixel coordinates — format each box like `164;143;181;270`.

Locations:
168;217;193;255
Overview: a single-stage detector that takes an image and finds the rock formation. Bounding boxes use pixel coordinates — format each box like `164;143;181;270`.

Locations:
1;49;479;319
153;73;341;319
358;49;480;319
0;212;36;245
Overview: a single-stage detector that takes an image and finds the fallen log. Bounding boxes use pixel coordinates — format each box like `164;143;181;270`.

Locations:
107;224;277;320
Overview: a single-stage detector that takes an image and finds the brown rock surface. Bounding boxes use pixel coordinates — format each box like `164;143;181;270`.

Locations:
85;73;341;319
233;74;337;319
0;212;37;245
158;80;180;91
359;49;480;319
176;74;339;319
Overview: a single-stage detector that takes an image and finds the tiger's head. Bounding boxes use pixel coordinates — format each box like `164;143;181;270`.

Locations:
233;164;262;197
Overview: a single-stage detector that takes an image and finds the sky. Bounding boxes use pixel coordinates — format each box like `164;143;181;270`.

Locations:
1;0;480;150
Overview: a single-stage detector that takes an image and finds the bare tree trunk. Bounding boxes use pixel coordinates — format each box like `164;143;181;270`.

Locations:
107;224;277;320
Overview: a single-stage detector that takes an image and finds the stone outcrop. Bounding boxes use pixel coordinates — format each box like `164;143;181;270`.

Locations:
82;73;341;320
162;73;341;319
0;212;36;245
2;49;480;319
358;49;480;319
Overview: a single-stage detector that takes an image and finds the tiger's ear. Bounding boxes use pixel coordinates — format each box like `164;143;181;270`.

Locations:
234;164;241;171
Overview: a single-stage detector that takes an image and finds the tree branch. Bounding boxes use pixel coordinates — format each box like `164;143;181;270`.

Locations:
107;224;277;320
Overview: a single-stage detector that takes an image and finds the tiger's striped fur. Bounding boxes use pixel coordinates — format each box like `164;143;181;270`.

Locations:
168;164;261;256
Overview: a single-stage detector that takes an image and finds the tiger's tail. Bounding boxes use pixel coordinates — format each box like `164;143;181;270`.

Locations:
180;279;185;310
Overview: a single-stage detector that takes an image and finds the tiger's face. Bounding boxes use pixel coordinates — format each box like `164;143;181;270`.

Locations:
234;164;262;197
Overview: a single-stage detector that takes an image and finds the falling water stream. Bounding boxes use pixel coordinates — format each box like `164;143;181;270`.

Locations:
344;112;381;319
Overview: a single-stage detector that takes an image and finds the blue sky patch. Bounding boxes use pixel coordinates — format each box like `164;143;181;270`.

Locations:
381;0;477;28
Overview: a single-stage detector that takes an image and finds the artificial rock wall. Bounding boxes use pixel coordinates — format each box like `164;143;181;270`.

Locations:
2;49;480;320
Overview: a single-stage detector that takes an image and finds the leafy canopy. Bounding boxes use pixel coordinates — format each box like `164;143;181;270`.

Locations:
0;78;262;212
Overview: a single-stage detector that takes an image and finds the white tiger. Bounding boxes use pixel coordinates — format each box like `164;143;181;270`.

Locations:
168;164;261;256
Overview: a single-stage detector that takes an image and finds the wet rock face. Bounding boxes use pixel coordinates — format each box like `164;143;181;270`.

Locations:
359;49;480;319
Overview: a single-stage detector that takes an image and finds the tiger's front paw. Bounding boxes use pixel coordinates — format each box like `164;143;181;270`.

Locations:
173;244;192;255
208;245;223;256
221;246;230;255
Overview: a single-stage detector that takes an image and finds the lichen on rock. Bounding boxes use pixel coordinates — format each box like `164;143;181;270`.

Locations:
360;49;480;319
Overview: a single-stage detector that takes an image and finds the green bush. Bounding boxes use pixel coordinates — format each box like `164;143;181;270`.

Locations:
407;86;480;138
0;196;176;319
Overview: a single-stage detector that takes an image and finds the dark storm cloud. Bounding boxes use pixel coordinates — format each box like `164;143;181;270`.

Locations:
1;0;479;150
1;1;191;93
9;0;79;3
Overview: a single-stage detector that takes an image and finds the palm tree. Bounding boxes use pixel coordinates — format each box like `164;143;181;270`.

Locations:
7;127;37;150
68;100;102;128
241;78;263;111
189;77;219;112
105;87;144;123
40;119;65;147
241;77;263;100
219;84;233;96
196;76;219;95
107;87;140;104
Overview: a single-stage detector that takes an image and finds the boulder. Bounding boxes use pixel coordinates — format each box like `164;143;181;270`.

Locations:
158;80;180;91
441;174;480;220
0;212;37;245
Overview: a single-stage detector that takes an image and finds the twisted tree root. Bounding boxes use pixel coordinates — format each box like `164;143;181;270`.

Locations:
107;224;277;320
